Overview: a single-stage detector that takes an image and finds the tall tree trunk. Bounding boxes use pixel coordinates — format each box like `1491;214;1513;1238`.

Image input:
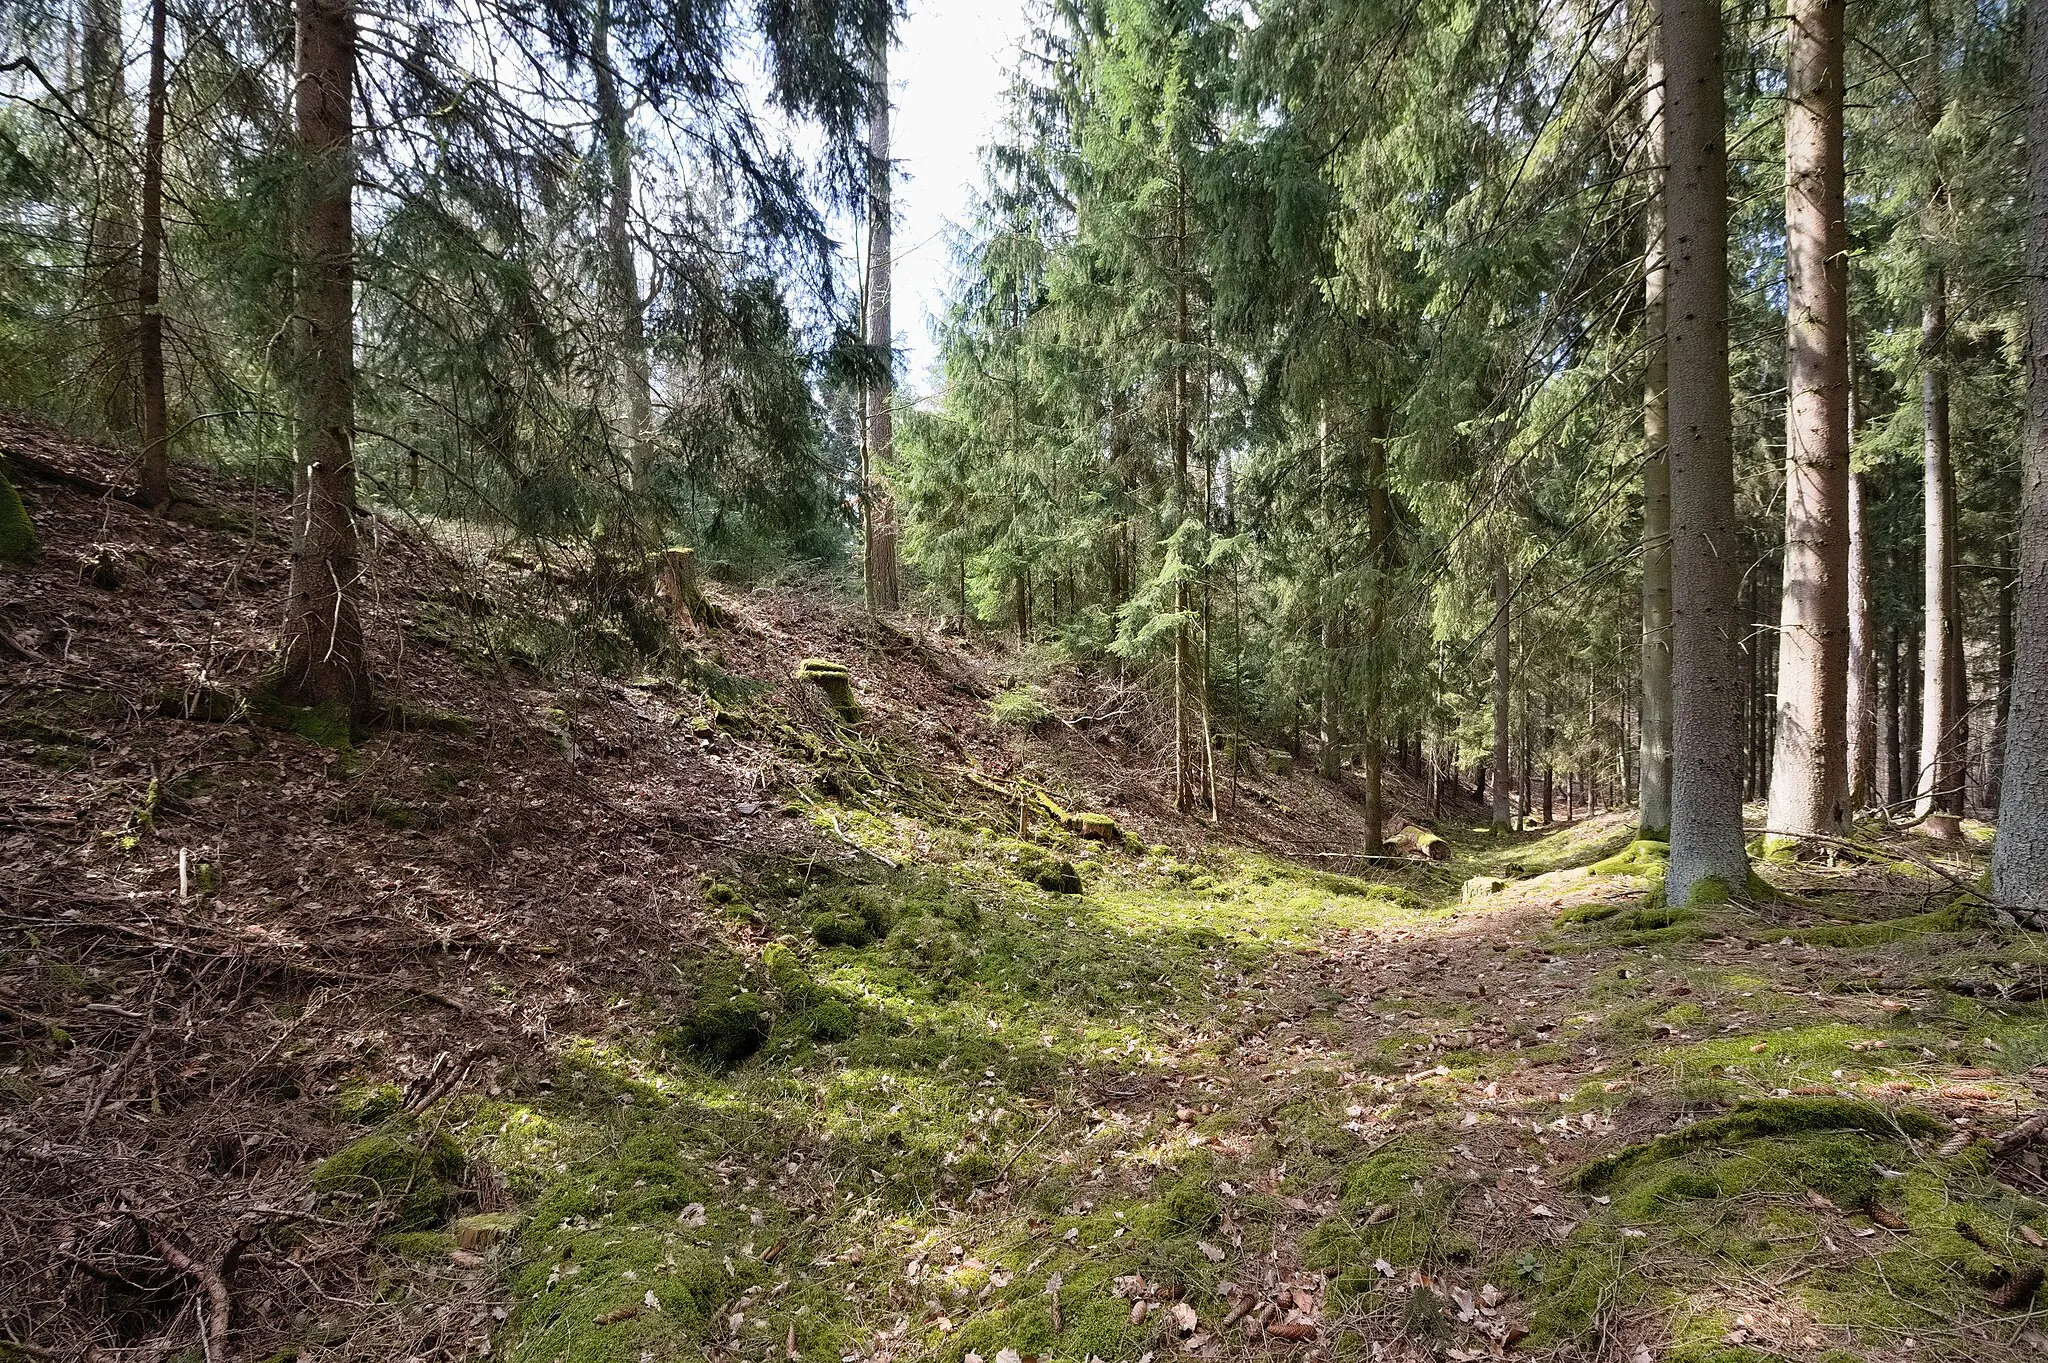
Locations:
1846;460;1878;811
1883;625;1903;806
1663;0;1751;903
276;0;370;713
1917;277;1964;838
1995;0;2048;913
136;0;171;511
1169;171;1195;814
81;0;138;441
1492;551;1512;834
1317;411;1342;779
1904;624;1922;805
1639;0;1675;840
863;34;901;612
1990;541;2014;811
1766;0;1850;845
592;0;653;490
1362;409;1392;854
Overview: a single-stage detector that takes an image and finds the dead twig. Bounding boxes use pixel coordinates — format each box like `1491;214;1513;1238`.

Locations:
78;1023;154;1134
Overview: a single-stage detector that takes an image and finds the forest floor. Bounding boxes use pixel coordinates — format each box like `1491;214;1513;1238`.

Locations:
6;416;2048;1363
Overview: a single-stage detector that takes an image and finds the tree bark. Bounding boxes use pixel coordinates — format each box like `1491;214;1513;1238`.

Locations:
1362;408;1392;854
1883;624;1903;806
276;0;370;713
1994;0;2048;914
81;0;138;441
1916;277;1964;838
1990;541;2014;811
1639;0;1675;841
1492;551;1512;833
1846;467;1878;812
1317;411;1342;779
136;0;171;511
1765;0;1850;845
1663;0;1750;903
592;0;653;489
863;33;901;612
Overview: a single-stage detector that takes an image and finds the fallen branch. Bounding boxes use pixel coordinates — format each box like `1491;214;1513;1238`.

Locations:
123;1205;230;1363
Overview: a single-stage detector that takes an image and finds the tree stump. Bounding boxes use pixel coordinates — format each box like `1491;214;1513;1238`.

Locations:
798;658;859;719
650;547;717;628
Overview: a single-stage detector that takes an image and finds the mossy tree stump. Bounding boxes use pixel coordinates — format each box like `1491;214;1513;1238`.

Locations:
798;658;859;720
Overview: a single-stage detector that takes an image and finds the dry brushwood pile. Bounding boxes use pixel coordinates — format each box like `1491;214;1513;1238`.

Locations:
9;416;2048;1363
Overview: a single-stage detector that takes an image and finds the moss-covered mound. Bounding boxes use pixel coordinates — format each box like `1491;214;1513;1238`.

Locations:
311;1130;465;1231
1013;847;1083;894
1589;838;1669;876
0;469;34;563
1574;1097;1943;1193
1515;1095;2042;1350
801;880;906;946
666;989;771;1070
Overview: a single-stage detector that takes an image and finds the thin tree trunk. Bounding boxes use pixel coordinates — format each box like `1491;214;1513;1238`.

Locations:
1904;623;1922;805
277;0;369;713
135;0;171;511
1362;406;1392;854
81;0;138;441
1990;542;2015;811
1917;277;1964;838
1663;0;1750;902
1317;410;1341;779
1881;624;1901;807
1766;0;1850;845
1994;0;2048;913
1170;168;1195;814
863;33;901;612
1846;469;1877;812
1640;0;1675;840
592;0;652;490
1492;551;1512;833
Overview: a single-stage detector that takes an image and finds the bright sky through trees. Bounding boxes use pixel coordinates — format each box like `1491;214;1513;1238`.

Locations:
890;0;1029;393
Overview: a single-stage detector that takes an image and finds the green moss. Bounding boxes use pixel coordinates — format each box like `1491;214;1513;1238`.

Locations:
1686;875;1735;906
797;658;859;719
1609;1166;1720;1220
1662;1346;1774;1363
0;469;35;563
1140;1164;1221;1237
1557;902;1626;925
667;992;771;1071
379;1230;457;1260
804;995;857;1041
1785;898;1981;946
1574;1098;1943;1193
1339;1139;1436;1210
1589;839;1669;876
989;685;1056;731
335;1079;405;1123
1014;849;1083;894
1516;1243;1639;1343
247;689;358;750
805;883;897;946
311;1131;464;1231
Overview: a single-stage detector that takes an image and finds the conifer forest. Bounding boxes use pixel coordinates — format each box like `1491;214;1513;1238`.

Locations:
11;0;2048;1355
